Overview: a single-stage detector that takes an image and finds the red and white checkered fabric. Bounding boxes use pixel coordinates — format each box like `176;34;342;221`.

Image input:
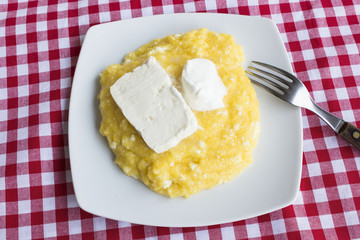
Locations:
1;0;359;239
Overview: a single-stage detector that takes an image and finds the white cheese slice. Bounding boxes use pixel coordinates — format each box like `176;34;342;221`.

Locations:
110;56;198;153
181;58;227;111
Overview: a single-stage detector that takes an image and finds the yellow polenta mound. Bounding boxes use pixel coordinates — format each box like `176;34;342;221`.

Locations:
98;28;260;198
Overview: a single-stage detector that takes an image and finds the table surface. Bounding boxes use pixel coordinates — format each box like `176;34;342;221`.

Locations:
1;1;360;239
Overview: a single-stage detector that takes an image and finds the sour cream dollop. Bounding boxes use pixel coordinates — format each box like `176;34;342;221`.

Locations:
181;58;227;111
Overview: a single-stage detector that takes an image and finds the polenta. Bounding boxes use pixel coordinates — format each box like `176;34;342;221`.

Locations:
98;28;260;198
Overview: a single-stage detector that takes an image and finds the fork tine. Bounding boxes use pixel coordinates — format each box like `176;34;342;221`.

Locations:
246;72;284;99
252;61;298;82
248;66;290;87
245;70;286;91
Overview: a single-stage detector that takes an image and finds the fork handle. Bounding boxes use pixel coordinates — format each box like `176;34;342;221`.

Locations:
309;101;360;150
338;122;360;150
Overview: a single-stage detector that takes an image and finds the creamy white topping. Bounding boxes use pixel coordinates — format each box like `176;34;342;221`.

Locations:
181;58;227;111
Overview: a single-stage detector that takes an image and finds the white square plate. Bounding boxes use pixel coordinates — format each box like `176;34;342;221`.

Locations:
69;13;303;227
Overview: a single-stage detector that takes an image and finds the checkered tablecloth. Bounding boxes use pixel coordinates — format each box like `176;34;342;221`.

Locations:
1;0;360;239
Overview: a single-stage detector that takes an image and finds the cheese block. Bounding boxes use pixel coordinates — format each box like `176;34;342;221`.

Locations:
110;56;198;153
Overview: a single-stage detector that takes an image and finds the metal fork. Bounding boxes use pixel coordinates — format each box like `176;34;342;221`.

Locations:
246;61;360;150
